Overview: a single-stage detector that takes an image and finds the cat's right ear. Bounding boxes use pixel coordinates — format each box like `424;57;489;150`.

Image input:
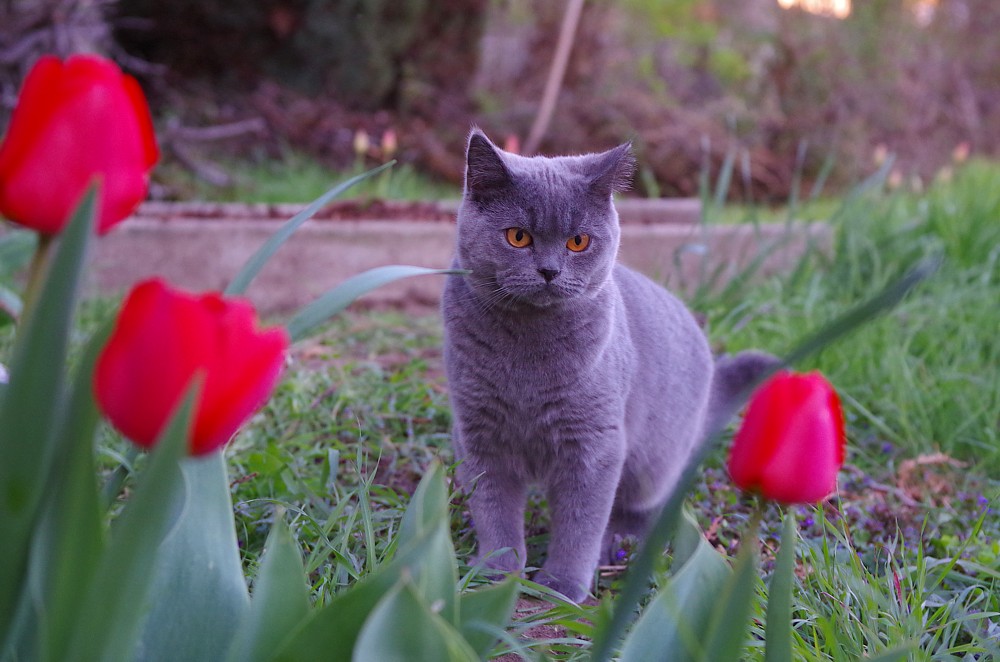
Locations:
465;129;513;204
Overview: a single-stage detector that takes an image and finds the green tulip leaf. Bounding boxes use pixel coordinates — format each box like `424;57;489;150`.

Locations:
457;580;519;658
764;513;798;662
700;517;760;662
28;322;111;662
224;514;310;662
225;162;395;297
670;506;709;569
134;451;250;662
286;266;468;342
0;229;35;279
64;386;194;662
620;512;730;662
352;580;478;662
274;521;457;660
397;462;450;546
0;189;95;638
394;463;458;625
273;468;458;660
0;285;22;325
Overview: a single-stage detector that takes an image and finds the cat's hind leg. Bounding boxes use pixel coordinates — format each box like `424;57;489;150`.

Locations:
601;505;658;564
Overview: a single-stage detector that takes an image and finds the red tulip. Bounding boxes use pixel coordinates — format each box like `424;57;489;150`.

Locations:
0;54;158;235
94;279;289;455
728;370;846;504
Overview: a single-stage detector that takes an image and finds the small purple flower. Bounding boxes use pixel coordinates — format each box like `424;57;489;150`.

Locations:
881;442;894;454
802;516;815;528
615;548;628;562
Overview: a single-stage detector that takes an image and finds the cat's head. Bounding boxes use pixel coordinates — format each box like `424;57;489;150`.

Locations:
455;129;634;310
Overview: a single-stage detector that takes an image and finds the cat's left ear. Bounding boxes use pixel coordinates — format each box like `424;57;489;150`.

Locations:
587;142;636;199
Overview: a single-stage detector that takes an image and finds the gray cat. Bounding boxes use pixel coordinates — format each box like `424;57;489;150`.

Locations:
442;129;777;602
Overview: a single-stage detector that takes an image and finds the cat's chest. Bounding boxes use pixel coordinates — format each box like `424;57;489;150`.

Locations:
448;313;626;416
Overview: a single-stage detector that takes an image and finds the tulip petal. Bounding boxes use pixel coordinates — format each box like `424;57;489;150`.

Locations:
95;280;213;447
757;387;842;503
191;296;289;454
0;56;64;178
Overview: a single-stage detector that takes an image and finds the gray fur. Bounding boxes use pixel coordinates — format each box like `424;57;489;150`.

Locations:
442;130;777;602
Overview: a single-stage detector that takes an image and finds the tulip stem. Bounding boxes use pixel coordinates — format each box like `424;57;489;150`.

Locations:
15;233;54;342
748;499;765;551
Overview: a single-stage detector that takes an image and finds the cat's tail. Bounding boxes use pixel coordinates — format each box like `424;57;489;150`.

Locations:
705;350;784;437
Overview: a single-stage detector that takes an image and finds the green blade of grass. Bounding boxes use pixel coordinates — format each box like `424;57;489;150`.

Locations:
780;254;941;368
273;468;457;660
712;146;737;211
224;161;395;297
699;513;760;661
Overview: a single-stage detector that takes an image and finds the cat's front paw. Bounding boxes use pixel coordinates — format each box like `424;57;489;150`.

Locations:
532;570;589;603
476;547;525;576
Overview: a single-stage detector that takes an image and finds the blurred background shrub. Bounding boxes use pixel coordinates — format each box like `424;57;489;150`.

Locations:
1;0;996;200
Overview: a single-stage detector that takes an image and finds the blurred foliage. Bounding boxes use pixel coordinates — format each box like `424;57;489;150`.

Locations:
479;0;998;198
2;0;997;199
111;0;486;111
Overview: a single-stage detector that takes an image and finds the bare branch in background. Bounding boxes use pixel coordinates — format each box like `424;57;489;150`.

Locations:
523;0;584;155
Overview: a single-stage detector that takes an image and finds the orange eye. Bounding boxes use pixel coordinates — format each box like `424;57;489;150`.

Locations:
566;234;590;252
505;228;533;248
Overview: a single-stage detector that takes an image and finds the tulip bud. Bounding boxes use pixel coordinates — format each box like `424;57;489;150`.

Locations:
503;134;521;155
952;142;970;164
727;370;846;504
94;279;288;455
353;129;371;158
0;54;158;235
381;128;398;160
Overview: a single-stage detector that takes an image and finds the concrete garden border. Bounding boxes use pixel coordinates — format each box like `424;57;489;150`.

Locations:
88;199;829;314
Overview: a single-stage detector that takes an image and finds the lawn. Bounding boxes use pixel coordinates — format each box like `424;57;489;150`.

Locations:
3;159;998;659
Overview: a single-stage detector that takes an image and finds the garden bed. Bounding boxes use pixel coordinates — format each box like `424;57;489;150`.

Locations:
88;198;828;314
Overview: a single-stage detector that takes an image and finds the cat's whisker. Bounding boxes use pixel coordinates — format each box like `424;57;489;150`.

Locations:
470;277;517;315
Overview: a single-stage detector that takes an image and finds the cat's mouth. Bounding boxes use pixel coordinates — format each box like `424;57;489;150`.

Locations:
501;278;583;308
468;270;587;311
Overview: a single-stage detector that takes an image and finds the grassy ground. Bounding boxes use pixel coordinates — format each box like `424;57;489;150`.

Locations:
224;160;997;658
154;149;460;203
2;160;998;658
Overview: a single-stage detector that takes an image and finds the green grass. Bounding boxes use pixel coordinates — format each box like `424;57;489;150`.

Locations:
155;149;459;203
3;160;998;659
705;160;1000;474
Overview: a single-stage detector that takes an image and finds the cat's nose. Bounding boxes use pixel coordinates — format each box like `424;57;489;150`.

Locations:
538;268;560;283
